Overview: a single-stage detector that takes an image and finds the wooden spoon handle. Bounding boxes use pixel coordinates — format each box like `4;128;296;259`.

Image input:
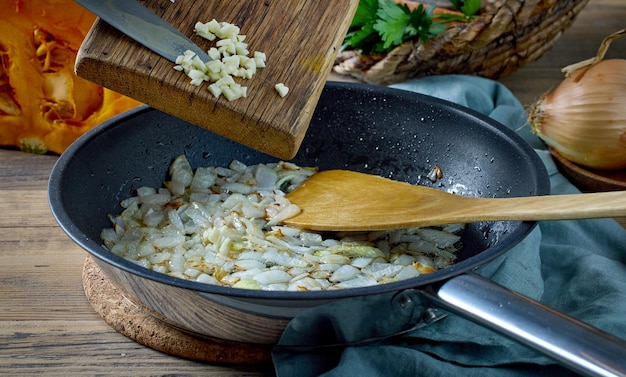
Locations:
329;191;626;230
286;188;626;231
451;191;626;224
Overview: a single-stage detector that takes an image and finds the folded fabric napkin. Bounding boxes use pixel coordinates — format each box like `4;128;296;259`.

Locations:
272;75;626;377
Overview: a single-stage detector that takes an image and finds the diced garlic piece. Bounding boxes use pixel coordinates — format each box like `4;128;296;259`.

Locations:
168;155;194;193
100;228;119;244
153;235;185;249
132;258;152;269
168;253;186;272
208;83;222;98
206;19;222;34
332;244;385;258
364;264;403;280
416;228;461;248
275;83;289;97
265;283;289;291
392;254;415;266
136;186;155;196
265;203;301;227
333;277;378;289
288;277;324;291
184;268;201;278
407;239;441;254
253;270;292;285
351;257;374;268
189;78;203;86
231;268;265;280
217;39;237;55
263;249;307;268
194;21;216;40
235;42;249;56
222;55;241;67
137;242;157;257
219;23;240;39
197;273;220;285
215;75;235;86
329;265;360;282
254;51;266;68
222;85;244;101
208;47;221;60
148;251;171;264
188;69;208;81
206;60;223;74
191;54;206;68
394;265;421;280
235;259;266;270
319;254;348;265
240;203;265;219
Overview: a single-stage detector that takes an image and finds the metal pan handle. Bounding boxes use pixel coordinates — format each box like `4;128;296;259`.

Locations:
421;273;626;377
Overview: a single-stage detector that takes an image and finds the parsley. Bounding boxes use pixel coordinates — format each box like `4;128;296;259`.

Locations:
449;0;481;17
342;0;480;55
343;0;383;53
438;0;481;22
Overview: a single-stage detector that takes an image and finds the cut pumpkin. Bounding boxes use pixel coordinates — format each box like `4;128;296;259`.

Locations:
0;0;141;154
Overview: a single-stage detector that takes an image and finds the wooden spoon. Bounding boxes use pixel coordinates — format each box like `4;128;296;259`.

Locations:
283;170;626;231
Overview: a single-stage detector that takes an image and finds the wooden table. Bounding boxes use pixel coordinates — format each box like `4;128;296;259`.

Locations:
1;1;623;375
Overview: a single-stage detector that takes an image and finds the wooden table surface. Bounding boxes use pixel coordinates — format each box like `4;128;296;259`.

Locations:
1;1;624;375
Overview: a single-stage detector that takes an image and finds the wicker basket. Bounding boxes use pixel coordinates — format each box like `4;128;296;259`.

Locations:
333;0;590;85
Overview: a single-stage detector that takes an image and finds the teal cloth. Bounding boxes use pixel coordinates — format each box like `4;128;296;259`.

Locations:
272;75;626;377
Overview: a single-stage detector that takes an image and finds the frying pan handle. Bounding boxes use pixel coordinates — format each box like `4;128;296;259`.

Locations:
421;273;626;377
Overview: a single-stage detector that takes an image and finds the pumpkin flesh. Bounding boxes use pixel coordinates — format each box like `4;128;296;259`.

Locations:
0;0;141;154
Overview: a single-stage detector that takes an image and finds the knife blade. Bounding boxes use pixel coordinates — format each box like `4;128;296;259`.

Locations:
75;0;211;63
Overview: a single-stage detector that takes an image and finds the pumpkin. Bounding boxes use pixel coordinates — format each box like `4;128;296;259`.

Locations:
0;0;141;154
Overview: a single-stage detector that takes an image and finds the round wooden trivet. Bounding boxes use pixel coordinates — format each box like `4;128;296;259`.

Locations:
81;255;273;365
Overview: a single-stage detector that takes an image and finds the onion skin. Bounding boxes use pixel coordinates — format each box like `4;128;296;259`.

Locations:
529;59;626;170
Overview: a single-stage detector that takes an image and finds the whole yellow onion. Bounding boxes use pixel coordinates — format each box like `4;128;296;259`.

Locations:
529;29;626;170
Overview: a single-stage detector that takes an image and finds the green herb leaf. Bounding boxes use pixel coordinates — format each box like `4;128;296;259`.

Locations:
449;0;481;17
374;1;413;50
342;0;384;53
351;0;379;27
461;0;481;17
405;4;438;42
342;0;479;55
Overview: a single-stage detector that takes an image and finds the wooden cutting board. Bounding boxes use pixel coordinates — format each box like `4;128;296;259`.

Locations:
75;0;358;159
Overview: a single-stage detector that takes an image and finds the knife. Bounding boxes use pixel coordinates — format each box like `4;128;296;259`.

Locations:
75;0;211;63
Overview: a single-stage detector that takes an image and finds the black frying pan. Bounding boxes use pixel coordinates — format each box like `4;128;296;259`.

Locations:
48;82;626;376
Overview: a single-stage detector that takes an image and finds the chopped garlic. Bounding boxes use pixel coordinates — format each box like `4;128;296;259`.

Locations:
275;83;289;97
207;47;221;60
174;19;281;101
253;51;266;68
207;83;222;98
101;156;464;291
